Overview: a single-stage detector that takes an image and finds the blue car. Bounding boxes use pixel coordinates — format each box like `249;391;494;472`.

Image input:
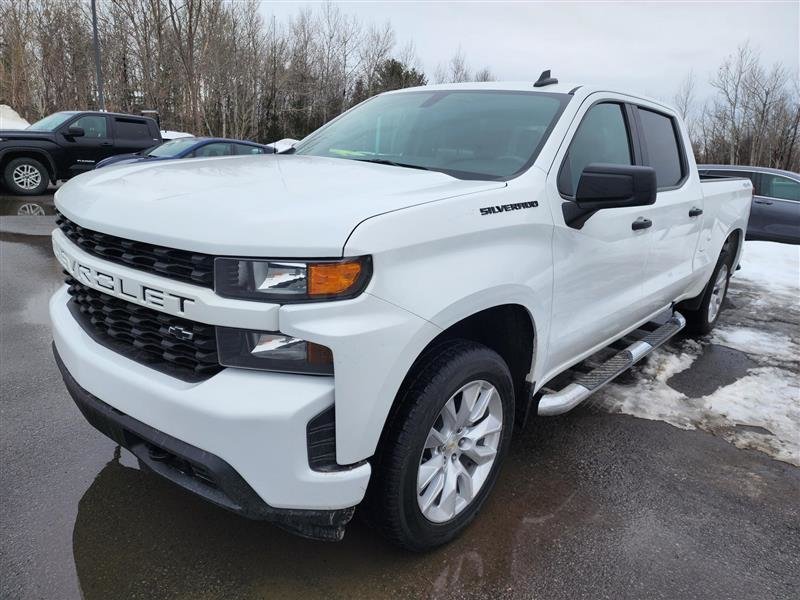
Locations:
95;137;274;169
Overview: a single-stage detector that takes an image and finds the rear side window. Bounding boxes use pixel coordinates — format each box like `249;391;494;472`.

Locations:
235;144;265;155
115;119;151;140
638;108;684;189
758;174;800;201
558;103;632;196
193;143;232;157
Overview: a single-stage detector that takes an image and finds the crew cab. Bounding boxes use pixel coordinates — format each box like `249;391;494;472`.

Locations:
49;75;752;550
1;111;161;195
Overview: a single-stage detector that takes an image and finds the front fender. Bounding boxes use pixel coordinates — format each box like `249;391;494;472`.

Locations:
0;146;58;182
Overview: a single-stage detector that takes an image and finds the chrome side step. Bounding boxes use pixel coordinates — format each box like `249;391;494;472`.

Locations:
537;312;686;416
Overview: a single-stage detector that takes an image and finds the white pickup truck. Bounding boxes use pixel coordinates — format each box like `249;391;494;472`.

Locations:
50;73;752;550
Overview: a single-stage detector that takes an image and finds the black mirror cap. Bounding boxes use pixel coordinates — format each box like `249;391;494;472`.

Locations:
575;163;657;209
66;126;85;137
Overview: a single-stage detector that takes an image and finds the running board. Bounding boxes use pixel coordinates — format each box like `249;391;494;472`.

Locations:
537;312;686;416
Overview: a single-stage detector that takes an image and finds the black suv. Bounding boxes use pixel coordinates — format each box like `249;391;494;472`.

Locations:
0;111;161;195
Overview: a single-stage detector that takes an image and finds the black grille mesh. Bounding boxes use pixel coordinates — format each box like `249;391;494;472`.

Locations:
67;278;222;382
56;212;214;288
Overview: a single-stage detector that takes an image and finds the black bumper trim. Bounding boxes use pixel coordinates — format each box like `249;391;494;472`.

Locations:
53;343;355;541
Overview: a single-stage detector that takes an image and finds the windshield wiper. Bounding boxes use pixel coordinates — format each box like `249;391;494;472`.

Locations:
352;158;433;172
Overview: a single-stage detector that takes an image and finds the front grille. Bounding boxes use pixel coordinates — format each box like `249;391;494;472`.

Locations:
67;278;223;382
56;212;215;288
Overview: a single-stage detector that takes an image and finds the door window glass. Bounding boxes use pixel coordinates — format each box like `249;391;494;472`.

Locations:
235;144;265;155
759;174;800;201
638;108;683;189
71;115;107;138
194;143;232;157
558;103;632;196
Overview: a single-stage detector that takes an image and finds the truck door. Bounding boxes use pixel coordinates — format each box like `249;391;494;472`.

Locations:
634;106;703;312
111;116;161;156
750;172;800;243
58;114;111;176
544;99;656;375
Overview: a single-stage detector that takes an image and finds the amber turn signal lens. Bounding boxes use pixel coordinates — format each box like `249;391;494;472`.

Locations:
308;261;363;296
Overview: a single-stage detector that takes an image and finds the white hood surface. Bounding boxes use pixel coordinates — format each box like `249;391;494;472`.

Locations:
55;154;504;257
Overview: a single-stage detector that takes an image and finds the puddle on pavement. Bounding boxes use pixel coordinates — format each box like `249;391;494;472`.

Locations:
0;194;57;216
667;343;756;397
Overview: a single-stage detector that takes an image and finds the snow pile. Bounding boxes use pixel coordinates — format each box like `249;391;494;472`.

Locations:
161;130;193;140
0;105;30;129
598;240;800;466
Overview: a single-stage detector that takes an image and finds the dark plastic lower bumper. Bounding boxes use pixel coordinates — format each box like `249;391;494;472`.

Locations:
53;344;355;541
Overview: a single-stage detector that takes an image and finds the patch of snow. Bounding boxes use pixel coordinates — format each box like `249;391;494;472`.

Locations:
711;326;800;363
0;105;30;129
161;129;193;140
736;240;800;299
598;240;799;466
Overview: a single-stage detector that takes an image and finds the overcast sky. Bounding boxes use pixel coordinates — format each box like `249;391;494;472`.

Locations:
259;0;799;104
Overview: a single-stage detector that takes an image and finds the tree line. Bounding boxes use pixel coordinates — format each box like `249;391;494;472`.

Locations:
1;1;797;171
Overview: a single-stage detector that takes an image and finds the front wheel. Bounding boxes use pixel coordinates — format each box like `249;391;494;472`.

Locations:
683;248;732;334
364;340;515;551
3;157;49;195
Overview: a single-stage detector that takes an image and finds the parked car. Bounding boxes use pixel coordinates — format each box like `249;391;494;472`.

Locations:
95;137;274;169
699;164;799;244
0;111;161;195
50;75;752;550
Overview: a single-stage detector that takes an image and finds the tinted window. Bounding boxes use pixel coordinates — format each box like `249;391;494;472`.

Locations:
235;144;265;155
115;119;151;140
71;115;107;138
558;103;632;196
759;174;800;201
295;90;568;180
193;143;233;157
638;108;683;188
148;138;199;157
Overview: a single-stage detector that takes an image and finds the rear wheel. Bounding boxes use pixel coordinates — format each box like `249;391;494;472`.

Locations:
364;340;515;551
683;247;732;334
4;157;49;195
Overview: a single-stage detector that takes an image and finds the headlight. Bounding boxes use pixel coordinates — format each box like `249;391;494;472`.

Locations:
217;327;333;375
214;256;372;302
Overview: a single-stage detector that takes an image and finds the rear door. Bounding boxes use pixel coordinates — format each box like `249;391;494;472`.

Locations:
544;98;656;374
634;105;703;311
58;114;112;176
751;172;800;243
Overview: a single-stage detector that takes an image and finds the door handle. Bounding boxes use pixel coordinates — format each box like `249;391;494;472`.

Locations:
631;217;653;231
100;141;113;147
753;199;773;205
689;207;703;217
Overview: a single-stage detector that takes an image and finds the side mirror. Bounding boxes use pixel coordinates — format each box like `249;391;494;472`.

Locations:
575;163;656;209
66;126;85;138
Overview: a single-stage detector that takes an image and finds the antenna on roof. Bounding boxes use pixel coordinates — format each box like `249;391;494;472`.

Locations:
534;69;558;87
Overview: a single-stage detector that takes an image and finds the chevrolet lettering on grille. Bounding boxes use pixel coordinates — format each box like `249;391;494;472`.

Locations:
53;238;196;315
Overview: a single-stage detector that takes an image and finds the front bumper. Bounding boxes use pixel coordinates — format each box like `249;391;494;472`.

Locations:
50;286;371;531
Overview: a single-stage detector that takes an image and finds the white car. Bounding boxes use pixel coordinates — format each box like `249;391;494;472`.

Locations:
50;73;752;550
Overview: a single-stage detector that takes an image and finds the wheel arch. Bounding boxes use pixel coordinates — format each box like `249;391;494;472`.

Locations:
0;148;57;183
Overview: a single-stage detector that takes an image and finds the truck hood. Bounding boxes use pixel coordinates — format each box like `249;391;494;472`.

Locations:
0;129;55;142
55;154;505;256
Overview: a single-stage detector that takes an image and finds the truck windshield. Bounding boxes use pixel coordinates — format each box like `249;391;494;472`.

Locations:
26;112;75;132
294;90;569;180
148;138;199;157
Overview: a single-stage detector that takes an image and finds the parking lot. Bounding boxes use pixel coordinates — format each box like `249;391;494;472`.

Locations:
1;204;798;599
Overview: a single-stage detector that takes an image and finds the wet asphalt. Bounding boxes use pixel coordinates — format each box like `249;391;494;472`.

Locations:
1;207;798;600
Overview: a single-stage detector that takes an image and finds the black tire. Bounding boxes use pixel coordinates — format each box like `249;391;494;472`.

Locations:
364;340;515;551
3;157;49;196
682;247;733;334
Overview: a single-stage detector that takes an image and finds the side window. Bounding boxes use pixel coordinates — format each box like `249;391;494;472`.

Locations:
115;119;151;140
758;174;800;201
235;144;265;155
70;115;108;139
558;103;632;197
193;143;232;157
638;108;684;189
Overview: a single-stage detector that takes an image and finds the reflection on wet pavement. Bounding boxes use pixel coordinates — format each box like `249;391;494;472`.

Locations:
2;223;799;600
0;190;57;216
